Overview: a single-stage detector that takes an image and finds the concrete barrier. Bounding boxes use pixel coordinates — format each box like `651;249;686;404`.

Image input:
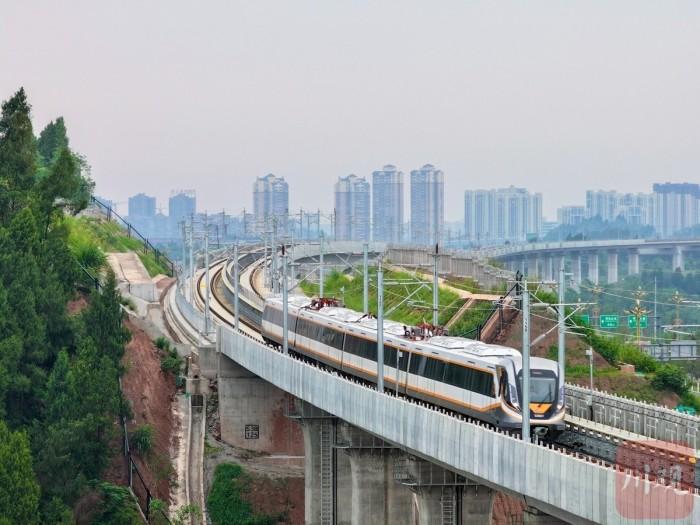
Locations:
218;326;700;525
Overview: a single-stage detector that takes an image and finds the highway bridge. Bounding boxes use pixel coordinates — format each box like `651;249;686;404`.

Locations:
166;241;700;524
486;239;700;285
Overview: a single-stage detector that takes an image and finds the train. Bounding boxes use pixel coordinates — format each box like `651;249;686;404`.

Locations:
261;295;566;436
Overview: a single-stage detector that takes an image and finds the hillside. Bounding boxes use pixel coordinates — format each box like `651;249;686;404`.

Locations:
66;214;171;278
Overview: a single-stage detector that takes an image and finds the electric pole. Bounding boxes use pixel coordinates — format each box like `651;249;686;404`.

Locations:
433;243;439;326
233;242;240;333
558;262;566;386
363;242;369;314
521;279;531;442
282;245;288;355
377;257;385;393
319;231;325;298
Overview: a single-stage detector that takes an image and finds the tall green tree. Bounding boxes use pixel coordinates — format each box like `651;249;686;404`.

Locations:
0;421;40;525
37;117;68;166
0;88;36;223
82;271;131;364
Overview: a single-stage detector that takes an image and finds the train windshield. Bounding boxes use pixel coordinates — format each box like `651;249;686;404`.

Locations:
517;370;557;404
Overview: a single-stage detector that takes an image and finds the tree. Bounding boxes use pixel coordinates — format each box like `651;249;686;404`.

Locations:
37;117;68;166
0;420;40;525
0;88;36;223
81;270;130;364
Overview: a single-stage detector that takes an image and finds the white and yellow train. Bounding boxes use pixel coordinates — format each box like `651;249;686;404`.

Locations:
262;295;566;436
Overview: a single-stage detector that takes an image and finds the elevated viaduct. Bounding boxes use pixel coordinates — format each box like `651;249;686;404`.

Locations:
167;241;700;524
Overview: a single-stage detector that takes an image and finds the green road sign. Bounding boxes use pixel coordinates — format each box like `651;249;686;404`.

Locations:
599;315;619;329
579;314;590;326
628;315;648;329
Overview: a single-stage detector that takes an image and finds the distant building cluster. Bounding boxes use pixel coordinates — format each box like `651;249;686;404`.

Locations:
115;174;700;249
124;190;252;243
556;183;700;236
463;187;543;243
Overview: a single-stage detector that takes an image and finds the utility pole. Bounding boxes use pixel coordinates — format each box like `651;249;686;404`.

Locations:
180;221;187;288
263;228;269;288
521;279;531;442
653;276;658;342
271;217;277;293
377;257;385;393
233;242;240;332
672;290;683;340
433;243;439;326
319;231;325;298
188;221;194;302
558;262;566;386
204;214;211;335
282;244;289;355
363;242;369;314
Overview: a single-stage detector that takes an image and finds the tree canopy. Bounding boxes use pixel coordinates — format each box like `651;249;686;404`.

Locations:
0;87;131;524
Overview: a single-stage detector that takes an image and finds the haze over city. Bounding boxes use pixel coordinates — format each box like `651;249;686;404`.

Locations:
2;1;698;220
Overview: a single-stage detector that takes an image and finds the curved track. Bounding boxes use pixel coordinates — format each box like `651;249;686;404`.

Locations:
195;250;700;491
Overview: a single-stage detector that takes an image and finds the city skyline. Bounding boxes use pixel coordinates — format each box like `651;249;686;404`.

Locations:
3;3;697;222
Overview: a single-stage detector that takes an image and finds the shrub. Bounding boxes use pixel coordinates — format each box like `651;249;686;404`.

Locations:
160;349;183;376
130;424;154;455
72;240;107;271
652;364;690;395
208;463;285;525
154;336;170;351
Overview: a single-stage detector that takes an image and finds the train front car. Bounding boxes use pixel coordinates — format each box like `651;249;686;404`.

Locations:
499;355;565;437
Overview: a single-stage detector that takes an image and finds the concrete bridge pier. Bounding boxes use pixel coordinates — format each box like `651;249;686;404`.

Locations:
397;455;494;525
607;251;618;284
587;253;599;285
338;423;415;525
673;246;685;272
527;257;539;278
570;254;582;289
545;256;554;282
217;354;302;454
627;249;640;275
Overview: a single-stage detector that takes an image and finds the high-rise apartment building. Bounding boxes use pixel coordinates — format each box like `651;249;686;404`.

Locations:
464;186;543;243
169;190;196;224
128;193;156;218
410;164;444;245
653;183;700;236
557;205;585;226
253;174;289;234
372;165;404;242
334;175;370;241
585;190;654;225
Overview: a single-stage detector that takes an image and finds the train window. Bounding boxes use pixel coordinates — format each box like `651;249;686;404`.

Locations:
444;363;468;389
320;326;344;349
408;354;427;376
383;345;407;370
424;357;446;382
344;335;377;361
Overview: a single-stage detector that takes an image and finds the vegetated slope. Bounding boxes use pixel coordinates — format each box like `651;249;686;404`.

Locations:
496;308;682;406
66;215;171;277
105;319;178;505
0;87;145;525
301;268;464;326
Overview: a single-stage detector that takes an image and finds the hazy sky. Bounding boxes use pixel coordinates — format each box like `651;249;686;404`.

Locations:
2;1;698;220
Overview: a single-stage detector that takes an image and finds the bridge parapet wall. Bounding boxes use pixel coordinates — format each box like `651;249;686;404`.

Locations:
566;384;699;449
218;326;700;525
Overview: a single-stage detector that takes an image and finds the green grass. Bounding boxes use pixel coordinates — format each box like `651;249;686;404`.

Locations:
65;216;171;277
300;269;463;326
447;300;493;338
207;463;285;525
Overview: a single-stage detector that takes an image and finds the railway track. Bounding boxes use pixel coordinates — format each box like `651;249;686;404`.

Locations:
197;250;700;491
